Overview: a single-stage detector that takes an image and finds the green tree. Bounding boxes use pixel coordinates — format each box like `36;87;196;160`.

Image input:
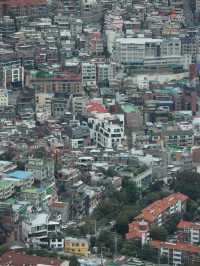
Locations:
184;199;199;221
97;230;114;253
115;214;129;235
69;256;80;266
140;244;157;262
150;225;167;241
165;214;181;234
121;240;138;257
94;199;119;220
174;170;200;200
0;244;8;255
122;179;139;204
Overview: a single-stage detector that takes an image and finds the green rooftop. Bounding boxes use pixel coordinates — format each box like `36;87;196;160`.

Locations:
21;187;45;194
5;197;16;204
121;104;138;113
0;180;14;189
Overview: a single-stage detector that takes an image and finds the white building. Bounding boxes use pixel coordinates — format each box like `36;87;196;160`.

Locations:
177;220;200;244
88;113;125;148
114;37;185;67
82;63;96;87
97;64;114;83
22;212;61;248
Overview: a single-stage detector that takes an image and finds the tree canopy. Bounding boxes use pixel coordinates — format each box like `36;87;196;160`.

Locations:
150;225;167;241
174;170;200;201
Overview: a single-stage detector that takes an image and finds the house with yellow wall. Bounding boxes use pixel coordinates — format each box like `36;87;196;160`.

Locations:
64;237;89;257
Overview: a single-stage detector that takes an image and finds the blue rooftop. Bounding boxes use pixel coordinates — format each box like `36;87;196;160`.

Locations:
8;170;33;180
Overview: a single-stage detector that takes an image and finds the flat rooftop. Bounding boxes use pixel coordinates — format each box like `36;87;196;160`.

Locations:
116;38;163;44
8;170;32;180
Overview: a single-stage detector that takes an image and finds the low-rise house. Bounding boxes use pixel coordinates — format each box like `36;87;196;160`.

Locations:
22;212;61;249
64;237;89;256
51;201;69;223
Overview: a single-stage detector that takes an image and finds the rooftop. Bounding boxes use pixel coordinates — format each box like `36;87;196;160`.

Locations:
134;192;188;223
116;38;163;45
151;240;200;254
121;104;139;113
0;250;62;266
8;170;33;180
0;179;14;189
177;220;200;230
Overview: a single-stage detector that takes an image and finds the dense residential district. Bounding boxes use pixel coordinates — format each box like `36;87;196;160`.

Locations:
2;0;200;266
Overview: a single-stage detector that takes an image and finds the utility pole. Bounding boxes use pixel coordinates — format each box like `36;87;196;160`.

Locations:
94;219;97;237
114;233;118;257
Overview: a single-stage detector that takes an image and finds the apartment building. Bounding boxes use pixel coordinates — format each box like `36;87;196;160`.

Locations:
35;92;54;120
22;213;60;249
0;0;48;17
82;63;96;87
0;16;15;38
97;64;114;83
27;71;83;95
114;37;185;67
0;180;15;200
135;193;188;226
196;0;200;13
164;129;194;148
151;240;200;266
177;220;200;244
63;0;81;16
26;158;55;182
64;237;89;257
88;113;125;148
126;193;188;243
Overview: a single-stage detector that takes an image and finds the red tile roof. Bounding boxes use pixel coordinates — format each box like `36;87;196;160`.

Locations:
52;201;65;209
135;193;188;223
86;101;108;113
151;240;200;254
126;220;149;240
0;250;63;266
177;220;200;230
